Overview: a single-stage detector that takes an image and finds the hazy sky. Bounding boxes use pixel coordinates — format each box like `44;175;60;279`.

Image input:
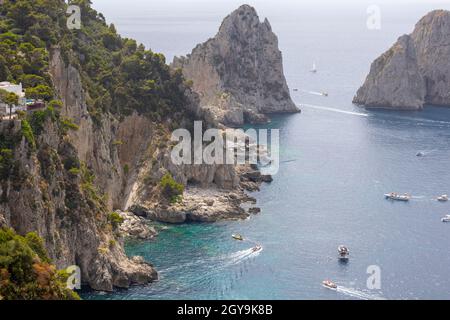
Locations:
90;0;450;61
92;0;449;13
91;0;450;29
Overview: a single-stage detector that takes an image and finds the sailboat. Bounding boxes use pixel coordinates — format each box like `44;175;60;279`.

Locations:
310;62;317;73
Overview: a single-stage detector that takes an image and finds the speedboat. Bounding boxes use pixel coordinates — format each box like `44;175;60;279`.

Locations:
322;92;329;97
232;234;244;241
293;88;299;92
384;193;411;201
437;195;449;202
338;245;349;260
322;280;337;290
416;152;425;157
252;245;262;253
442;215;450;222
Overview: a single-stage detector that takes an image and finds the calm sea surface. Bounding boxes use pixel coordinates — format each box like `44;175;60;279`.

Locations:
83;0;450;299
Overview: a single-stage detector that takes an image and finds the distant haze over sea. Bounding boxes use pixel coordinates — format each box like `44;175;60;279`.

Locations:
92;0;448;61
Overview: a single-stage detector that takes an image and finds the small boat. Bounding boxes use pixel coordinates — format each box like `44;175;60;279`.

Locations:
384;193;411;201
442;215;450;222
338;245;349;260
322;92;329;97
310;62;317;73
437;195;449;202
416;152;425;157
232;234;244;241
252;245;262;253
293;88;299;92
322;280;337;290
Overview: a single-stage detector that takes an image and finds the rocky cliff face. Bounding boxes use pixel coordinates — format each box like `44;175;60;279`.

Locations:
1;46;266;291
354;10;450;110
172;5;299;126
0;119;156;292
411;10;450;106
353;35;425;109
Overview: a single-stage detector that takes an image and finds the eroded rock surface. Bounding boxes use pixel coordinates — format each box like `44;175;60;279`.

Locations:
173;5;299;126
354;10;450;110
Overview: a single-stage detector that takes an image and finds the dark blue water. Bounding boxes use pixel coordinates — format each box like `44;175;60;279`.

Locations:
84;0;450;300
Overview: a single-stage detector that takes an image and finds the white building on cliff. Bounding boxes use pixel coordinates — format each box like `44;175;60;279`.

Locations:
0;81;27;116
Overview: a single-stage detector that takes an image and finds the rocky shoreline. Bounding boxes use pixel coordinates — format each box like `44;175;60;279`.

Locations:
118;211;158;240
128;164;272;225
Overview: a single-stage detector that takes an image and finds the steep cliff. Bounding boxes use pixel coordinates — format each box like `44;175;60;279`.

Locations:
173;5;299;127
0;1;271;294
0;0;184;292
354;10;450;110
353;35;425;110
0;117;156;292
411;10;450;106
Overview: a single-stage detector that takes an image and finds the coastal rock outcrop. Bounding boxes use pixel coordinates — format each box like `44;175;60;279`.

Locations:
118;211;157;240
354;10;450;110
353;35;425;109
172;5;299;126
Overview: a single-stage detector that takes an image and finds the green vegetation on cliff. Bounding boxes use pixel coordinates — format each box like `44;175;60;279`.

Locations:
0;228;79;300
0;0;191;120
160;173;184;204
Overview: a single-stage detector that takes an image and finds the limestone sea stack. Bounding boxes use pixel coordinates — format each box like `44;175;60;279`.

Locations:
354;10;450;110
173;5;299;126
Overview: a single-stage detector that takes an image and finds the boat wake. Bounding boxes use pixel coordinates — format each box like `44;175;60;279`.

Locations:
417;149;437;157
159;247;262;275
221;248;263;267
301;90;325;96
336;286;386;300
301;104;369;117
281;159;298;164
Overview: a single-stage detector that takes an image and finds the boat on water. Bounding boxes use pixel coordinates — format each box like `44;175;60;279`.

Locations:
232;234;244;241
437;195;449;202
442;215;450;222
293;88;299;92
384;193;411;201
322;92;329;97
322;280;337;289
416;152;425;157
338;245;349;260
252;245;262;253
310;62;317;73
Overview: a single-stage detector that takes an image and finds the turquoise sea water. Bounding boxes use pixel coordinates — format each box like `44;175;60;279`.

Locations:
83;0;450;300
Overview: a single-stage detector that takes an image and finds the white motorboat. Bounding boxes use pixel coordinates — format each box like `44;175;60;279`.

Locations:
384;193;411;201
252;245;262;253
232;234;244;241
322;280;337;289
338;245;349;260
437;195;449;202
442;215;450;222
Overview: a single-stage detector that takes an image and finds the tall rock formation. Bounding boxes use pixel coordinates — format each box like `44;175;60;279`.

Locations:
354;10;450;110
173;5;299;126
353;35;425;110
